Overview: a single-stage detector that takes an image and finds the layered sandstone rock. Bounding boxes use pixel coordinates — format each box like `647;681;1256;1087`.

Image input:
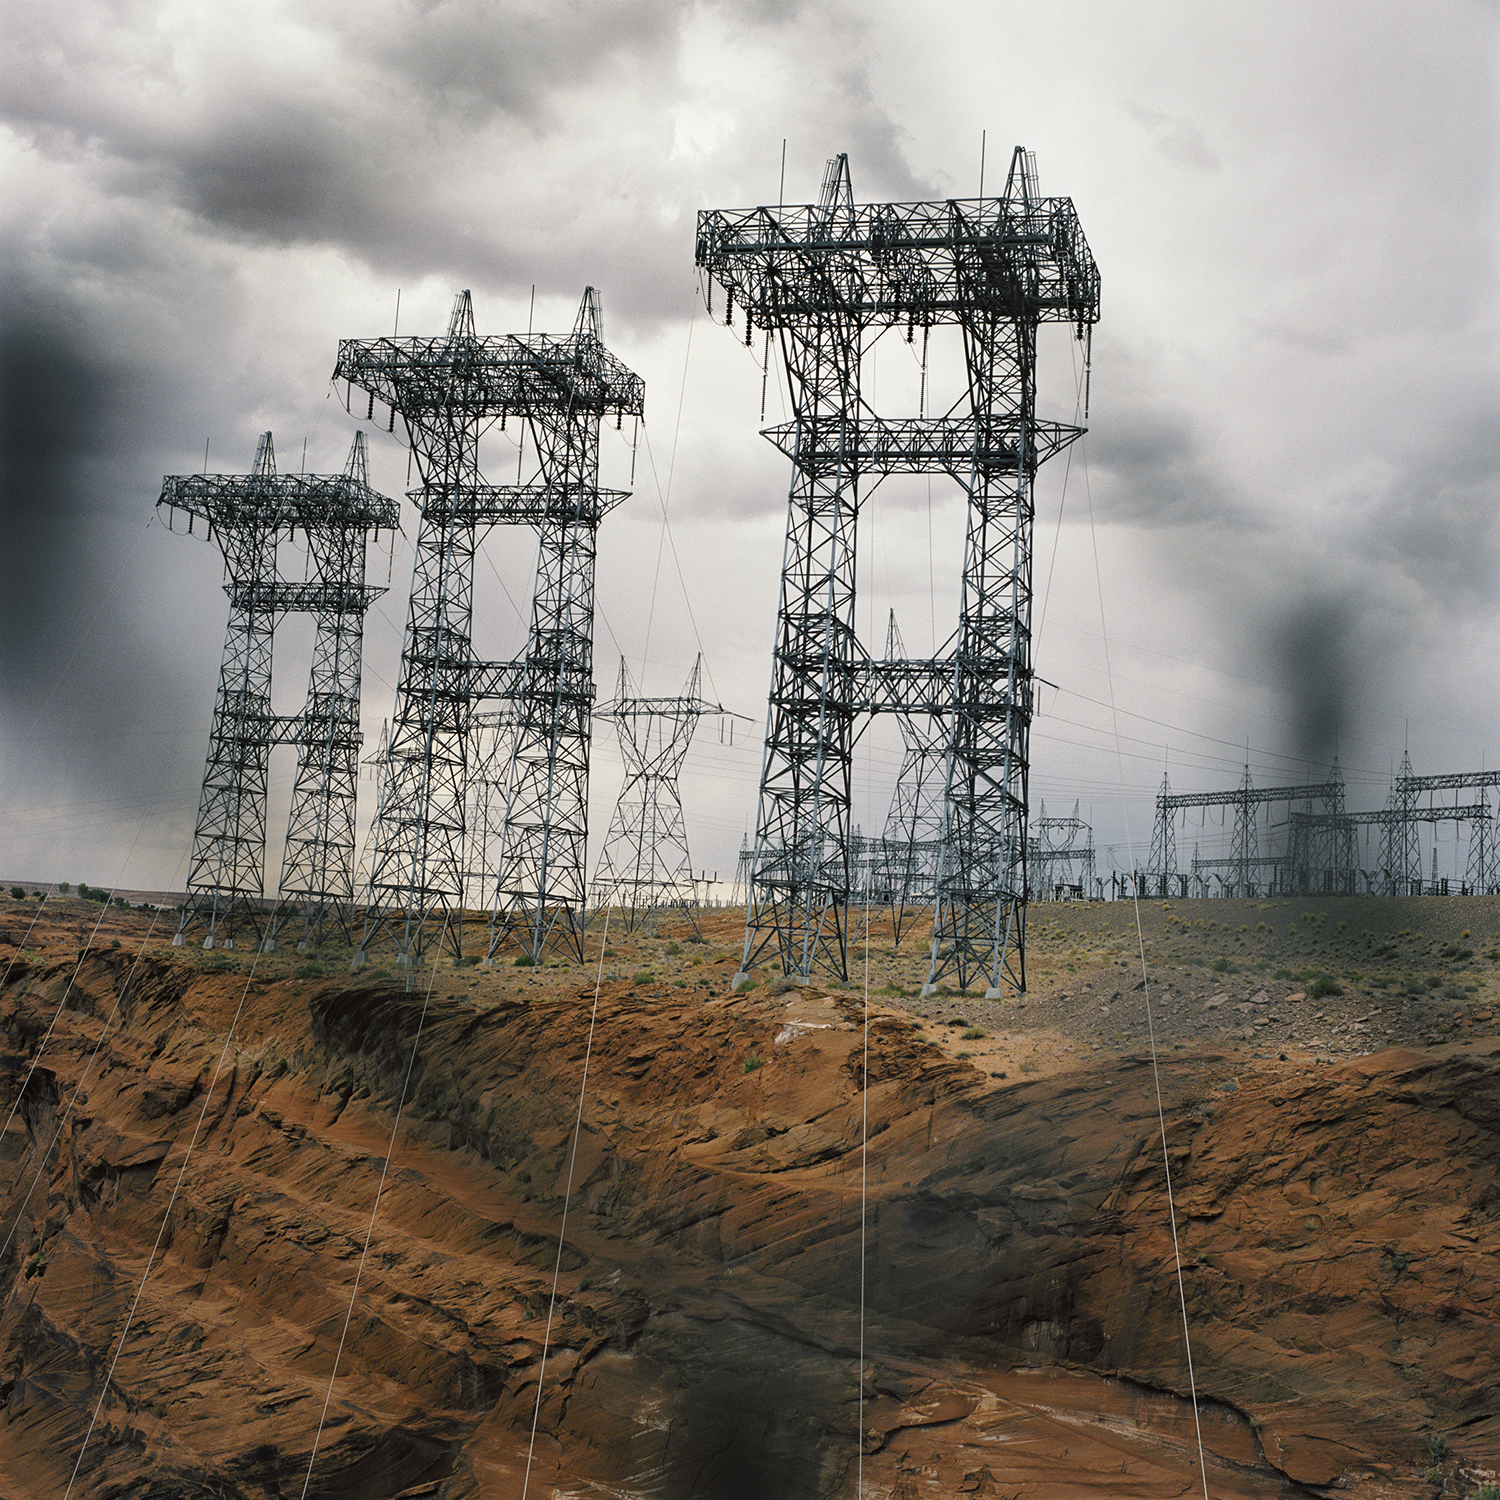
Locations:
0;948;1493;1497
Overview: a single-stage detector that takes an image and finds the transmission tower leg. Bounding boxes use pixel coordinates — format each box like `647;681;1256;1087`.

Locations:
276;599;364;949
356;493;477;969
925;320;1034;998
488;480;601;962
176;562;278;951
736;324;861;984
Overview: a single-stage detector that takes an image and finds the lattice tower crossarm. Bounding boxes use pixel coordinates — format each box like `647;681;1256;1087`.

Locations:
335;289;644;968
160;432;396;950
698;148;1099;996
588;655;736;933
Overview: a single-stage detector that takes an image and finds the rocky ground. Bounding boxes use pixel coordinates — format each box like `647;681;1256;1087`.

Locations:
0;891;1495;1497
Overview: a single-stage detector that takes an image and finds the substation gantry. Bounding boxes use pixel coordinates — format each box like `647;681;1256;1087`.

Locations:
1030;800;1097;900
1144;766;1347;900
697;149;1100;995
335;290;644;968
588;655;738;934
161;432;398;950
1147;757;1498;900
1379;755;1498;894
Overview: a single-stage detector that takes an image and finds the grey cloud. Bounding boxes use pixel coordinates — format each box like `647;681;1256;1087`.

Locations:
1085;403;1249;532
0;279;208;813
1258;589;1375;772
1374;410;1500;608
1126;103;1221;171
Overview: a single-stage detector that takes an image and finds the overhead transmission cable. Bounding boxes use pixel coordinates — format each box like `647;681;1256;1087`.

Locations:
64;941;267;1498
1078;426;1212;1496
298;915;448;1496
520;906;612;1499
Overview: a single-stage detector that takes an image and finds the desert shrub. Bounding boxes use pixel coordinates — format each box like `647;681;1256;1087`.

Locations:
1427;1433;1448;1460
514;954;535;967
296;962;326;979
8;887;23;900
962;1027;986;1040
743;1055;762;1073
663;942;682;956
767;974;796;995
631;970;655;985
1305;973;1342;999
58;882;70;893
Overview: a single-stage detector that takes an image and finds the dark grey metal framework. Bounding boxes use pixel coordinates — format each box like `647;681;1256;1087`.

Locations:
161;432;397;949
1031;800;1096;900
697;149;1099;994
871;614;946;943
335;290;644;967
588;655;732;933
1144;767;1346;900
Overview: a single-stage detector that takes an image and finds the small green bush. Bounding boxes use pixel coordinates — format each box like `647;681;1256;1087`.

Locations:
1427;1432;1448;1460
296;962;326;979
514;954;535;967
631;971;655;985
663;942;682;956
58;881;70;893
743;1055;762;1073
1305;973;1342;999
8;887;24;900
962;1027;986;1040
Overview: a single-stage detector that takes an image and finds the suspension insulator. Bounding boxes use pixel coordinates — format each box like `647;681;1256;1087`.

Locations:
366;391;374;420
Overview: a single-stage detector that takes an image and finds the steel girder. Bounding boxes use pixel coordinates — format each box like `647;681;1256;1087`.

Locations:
700;148;1099;993
161;432;396;950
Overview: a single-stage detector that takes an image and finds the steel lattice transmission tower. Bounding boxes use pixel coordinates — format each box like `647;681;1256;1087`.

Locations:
161;432;397;949
336;290;644;967
874;612;947;943
588;655;731;933
698;149;1099;994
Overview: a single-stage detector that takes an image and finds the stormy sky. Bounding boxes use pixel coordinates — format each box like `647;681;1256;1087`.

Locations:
2;0;1496;893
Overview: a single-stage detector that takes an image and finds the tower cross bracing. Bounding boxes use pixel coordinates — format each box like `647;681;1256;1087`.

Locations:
335;290;644;967
588;655;732;933
697;148;1100;995
160;431;397;949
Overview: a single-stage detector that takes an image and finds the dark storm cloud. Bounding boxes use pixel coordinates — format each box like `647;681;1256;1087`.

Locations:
1260;591;1372;771
1375;410;1500;609
0;278;208;815
3;0;931;327
0;292;133;670
361;0;685;118
1085;403;1249;532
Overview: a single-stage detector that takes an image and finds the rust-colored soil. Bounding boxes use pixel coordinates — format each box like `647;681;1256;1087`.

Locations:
0;897;1495;1497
